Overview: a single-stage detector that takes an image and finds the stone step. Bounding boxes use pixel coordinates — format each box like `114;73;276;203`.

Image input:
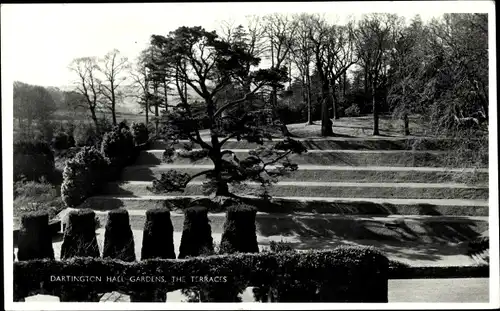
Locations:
81;195;489;216
103;181;489;200
135;149;470;167
84;209;488;244
121;164;489;183
150;137;484;151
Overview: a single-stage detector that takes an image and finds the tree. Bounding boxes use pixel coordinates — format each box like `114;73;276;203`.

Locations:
13;82;57;135
291;13;315;125
263;13;298;136
69;57;102;130
355;13;400;135
148;26;306;197
130;48;152;125
387;15;426;135
99;49;130;125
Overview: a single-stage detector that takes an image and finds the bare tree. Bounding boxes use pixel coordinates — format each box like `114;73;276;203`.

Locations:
291;13;315;125
130;48;152;125
69;57;102;129
355;13;399;135
99;49;130;125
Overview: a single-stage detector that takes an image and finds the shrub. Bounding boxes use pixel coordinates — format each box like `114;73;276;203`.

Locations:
60;209;100;259
344;104;361;117
141;209;176;260
35;120;56;144
131;122;149;146
61;147;109;207
103;209;135;262
269;240;295;253
17;211;54;261
73;123;100;147
100;127;134;167
14;140;55;182
13;247;389;303
220;204;259;254
52;131;75;151
178;206;214;259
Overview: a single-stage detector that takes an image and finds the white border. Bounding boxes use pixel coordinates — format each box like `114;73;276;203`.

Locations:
2;1;498;310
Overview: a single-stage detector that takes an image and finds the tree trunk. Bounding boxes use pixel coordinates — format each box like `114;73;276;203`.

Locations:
403;113;410;136
306;66;313;125
364;68;369;109
371;75;379;136
90;107;99;132
164;80;168;113
111;81;117;126
331;78;339;120
321;82;334;137
343;71;347;98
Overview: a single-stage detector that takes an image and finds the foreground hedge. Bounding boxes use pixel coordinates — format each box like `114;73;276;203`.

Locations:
13;246;389;302
17;211;54;261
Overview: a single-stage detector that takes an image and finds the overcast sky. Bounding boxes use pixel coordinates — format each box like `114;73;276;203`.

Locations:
1;1;494;88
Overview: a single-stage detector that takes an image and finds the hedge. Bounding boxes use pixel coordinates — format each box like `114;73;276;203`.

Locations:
220;204;259;254
14;140;55;182
103;209;136;262
16;211;54;261
178;206;213;259
141;209;176;260
60;209;100;260
13;246;389;302
131;122;149;146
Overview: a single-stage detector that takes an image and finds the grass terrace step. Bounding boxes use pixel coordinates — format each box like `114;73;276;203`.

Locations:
87;209;488;244
135;149;483;167
121;164;489;184
150;137;485;151
104;181;489;200
81;195;489;216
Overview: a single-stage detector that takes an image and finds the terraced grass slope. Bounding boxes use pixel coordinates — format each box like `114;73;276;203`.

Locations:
66;118;489;266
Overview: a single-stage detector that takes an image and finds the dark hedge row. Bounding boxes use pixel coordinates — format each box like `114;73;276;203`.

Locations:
178;206;214;259
16;211;54;261
13;246;389;302
14;140;55;182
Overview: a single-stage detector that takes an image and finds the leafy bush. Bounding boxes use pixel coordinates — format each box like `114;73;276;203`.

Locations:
220;204;259;254
178;206;214;259
103;209;136;262
60;209;100;259
35;120;56;144
52;131;75;151
61;147;109;207
131;122;149;146
17;211;54;261
269;240;295;253
344;104;361;117
73;123;101;147
100;126;134;167
141;209;176;260
13;247;389;302
14;140;55;182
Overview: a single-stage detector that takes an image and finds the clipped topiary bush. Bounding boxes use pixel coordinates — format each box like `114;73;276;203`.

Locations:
14;140;55;182
60;209;100;259
178;206;214;259
141;209;175;260
61;146;109;207
219;204;259;254
131;122;149;146
100;126;135;178
103;209;135;262
17;211;54;261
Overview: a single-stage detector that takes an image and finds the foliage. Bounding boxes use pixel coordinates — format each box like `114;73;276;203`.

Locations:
16;211;55;261
61;147;109;207
178;206;214;259
14;180;65;220
60;209;101;259
344;103;361;117
14;140;55;182
14;246;389;302
100;125;134;167
52;131;76;151
131;122;149;145
220;204;259;254
73;122;101;147
103;209;136;262
141;209;176;260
